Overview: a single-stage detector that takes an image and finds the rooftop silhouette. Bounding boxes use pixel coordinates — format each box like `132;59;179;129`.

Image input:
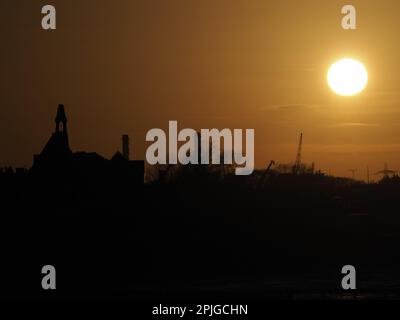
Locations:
31;104;144;186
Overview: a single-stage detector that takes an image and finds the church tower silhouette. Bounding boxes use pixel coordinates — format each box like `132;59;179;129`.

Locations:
32;103;144;185
32;104;72;171
55;104;67;133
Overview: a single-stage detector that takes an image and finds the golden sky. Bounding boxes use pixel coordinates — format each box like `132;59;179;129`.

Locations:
1;0;400;180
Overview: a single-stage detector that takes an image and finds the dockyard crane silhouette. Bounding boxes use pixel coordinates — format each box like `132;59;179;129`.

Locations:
292;133;303;174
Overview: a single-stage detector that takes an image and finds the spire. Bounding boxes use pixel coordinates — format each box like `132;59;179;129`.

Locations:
55;104;67;133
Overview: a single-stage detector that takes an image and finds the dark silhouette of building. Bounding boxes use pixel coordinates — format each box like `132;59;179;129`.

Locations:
32;104;144;186
33;104;72;171
122;134;130;160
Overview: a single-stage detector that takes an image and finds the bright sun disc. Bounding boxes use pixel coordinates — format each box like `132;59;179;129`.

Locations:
327;58;368;96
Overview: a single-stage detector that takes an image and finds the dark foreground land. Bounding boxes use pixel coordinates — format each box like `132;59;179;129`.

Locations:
1;170;400;300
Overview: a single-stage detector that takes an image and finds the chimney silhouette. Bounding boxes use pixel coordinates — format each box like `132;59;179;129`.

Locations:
122;135;129;160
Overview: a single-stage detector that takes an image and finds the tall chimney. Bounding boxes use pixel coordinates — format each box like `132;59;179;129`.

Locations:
122;134;130;160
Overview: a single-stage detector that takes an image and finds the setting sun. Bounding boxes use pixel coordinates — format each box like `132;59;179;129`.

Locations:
327;58;368;96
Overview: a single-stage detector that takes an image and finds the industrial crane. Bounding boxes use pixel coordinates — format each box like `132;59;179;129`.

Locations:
292;133;303;174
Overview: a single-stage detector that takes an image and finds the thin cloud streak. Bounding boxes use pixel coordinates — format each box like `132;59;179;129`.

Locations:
261;104;320;111
325;122;381;128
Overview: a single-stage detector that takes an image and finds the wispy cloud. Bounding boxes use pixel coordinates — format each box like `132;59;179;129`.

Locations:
325;122;381;128
289;63;316;72
366;91;400;97
261;104;320;111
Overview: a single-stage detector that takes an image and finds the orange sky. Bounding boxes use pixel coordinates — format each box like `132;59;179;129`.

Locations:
1;0;400;180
